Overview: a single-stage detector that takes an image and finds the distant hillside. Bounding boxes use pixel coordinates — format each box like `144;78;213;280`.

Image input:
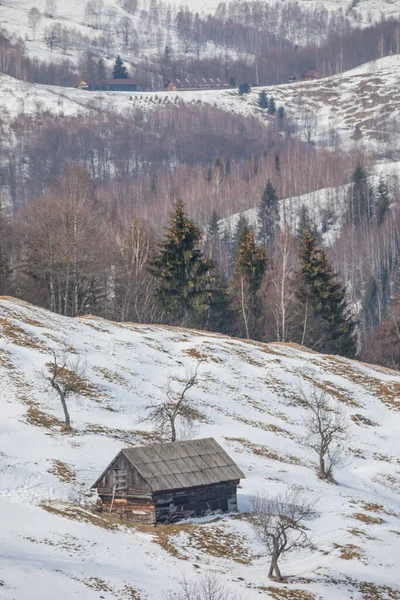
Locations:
0;297;399;599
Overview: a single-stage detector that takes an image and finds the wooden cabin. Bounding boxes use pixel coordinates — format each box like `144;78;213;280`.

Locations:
91;438;245;524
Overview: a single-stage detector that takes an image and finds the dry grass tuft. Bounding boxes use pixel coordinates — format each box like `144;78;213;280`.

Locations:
48;460;76;484
0;318;47;352
225;437;305;466
351;512;385;525
256;586;320;600
25;403;66;431
333;543;367;562
152;522;254;564
351;414;377;427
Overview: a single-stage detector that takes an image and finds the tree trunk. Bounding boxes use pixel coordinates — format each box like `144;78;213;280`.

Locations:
60;392;71;430
319;455;326;479
268;549;282;581
170;416;176;442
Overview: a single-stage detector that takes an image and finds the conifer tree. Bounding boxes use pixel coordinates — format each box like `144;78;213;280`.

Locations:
231;225;267;339
208;209;220;238
298;228;357;357
149;200;215;326
346;163;372;227
258;90;268;109
258;180;279;247
238;82;251;95
113;55;129;79
375;176;390;226
296;204;312;238
267;96;276;115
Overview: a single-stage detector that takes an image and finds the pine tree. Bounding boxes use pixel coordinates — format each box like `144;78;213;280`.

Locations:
376;176;390;226
267;96;276;115
232;225;267;338
149;200;215;326
113;55;129;79
258;180;279;247
298;229;357;357
258;90;268;109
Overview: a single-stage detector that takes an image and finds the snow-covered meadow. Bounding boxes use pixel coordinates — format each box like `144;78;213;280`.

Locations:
0;297;399;599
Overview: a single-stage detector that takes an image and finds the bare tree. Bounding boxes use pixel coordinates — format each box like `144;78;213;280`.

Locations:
142;365;201;442
251;490;316;581
41;351;88;430
164;574;238;600
118;16;134;47
28;7;42;40
300;385;348;481
45;0;57;18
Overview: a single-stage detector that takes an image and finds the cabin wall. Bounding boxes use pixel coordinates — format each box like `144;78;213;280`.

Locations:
98;495;155;524
99;455;151;497
153;481;239;523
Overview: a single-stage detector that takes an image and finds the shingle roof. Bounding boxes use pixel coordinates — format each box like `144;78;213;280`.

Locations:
95;438;244;492
166;77;229;89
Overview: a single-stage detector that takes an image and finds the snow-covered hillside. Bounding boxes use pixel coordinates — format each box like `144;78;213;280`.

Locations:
3;54;399;154
0;297;399;599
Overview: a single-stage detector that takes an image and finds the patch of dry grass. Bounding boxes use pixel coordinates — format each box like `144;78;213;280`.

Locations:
25;403;66;431
321;357;400;412
256;586;320;600
0;318;47;352
92;366;129;387
351;513;385;525
225;437;305;466
348;528;377;541
333;543;367;562
48;460;76;483
152;522;255;564
351;414;377;427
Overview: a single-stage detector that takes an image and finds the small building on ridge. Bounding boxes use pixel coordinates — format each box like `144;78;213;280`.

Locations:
164;77;230;92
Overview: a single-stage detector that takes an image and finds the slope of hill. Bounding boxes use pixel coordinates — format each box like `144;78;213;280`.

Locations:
0;297;399;599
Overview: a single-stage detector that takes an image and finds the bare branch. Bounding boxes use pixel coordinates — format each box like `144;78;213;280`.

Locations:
141;362;203;442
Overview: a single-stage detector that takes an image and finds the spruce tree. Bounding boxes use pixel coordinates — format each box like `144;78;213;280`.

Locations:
376;176;390;226
149;200;215;325
347;163;371;227
113;55;129;79
208;209;220;238
258;180;279;247
258;90;268;109
238;82;251;95
267;96;276;115
298;228;357;357
232;225;267;338
296;204;312;238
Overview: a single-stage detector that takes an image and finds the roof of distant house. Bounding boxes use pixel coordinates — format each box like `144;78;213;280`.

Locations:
166;77;229;88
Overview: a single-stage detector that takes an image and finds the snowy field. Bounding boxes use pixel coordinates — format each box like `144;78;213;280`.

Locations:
0;297;399;599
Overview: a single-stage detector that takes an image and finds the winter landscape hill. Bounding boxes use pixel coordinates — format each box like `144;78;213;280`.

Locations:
3;54;400;155
0;296;399;600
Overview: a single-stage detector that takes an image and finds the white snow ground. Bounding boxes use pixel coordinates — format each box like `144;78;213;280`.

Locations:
0;297;399;599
